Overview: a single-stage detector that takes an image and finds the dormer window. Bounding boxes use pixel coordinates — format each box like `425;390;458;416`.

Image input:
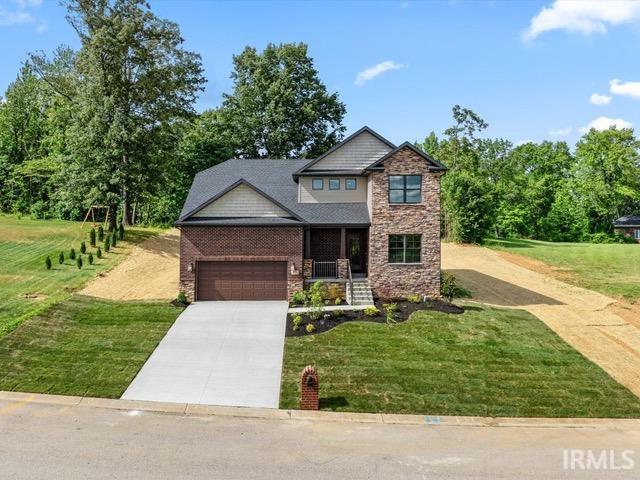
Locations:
312;178;324;190
389;175;422;204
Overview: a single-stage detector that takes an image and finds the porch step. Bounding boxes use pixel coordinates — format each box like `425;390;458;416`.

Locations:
346;279;374;306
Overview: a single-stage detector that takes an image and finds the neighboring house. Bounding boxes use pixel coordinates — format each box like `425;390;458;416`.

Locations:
613;216;640;243
176;126;447;303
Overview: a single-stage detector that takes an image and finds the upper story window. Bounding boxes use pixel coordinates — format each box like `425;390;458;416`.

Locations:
312;178;324;190
345;178;357;190
329;178;341;190
389;175;422;204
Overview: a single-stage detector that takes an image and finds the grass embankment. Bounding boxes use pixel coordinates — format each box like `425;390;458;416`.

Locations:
0;214;160;337
484;238;640;302
0;295;181;398
280;305;640;417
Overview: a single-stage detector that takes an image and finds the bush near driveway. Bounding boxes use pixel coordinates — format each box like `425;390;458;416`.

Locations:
0;295;181;398
280;305;640;418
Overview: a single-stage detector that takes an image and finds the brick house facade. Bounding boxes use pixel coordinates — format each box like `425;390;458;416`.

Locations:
176;127;446;303
368;149;442;298
179;226;304;301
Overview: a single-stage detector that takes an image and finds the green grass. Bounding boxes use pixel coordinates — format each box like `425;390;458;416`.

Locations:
0;295;181;398
280;305;640;417
484;238;640;302
0;214;160;338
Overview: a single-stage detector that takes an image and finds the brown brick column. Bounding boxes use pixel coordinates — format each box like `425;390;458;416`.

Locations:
302;259;313;279
336;258;349;279
300;365;319;410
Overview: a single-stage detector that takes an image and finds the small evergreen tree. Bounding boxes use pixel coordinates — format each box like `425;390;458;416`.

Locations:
88;252;94;265
58;251;64;264
70;248;76;260
89;228;96;247
80;241;87;254
96;246;102;258
104;236;110;252
111;231;117;247
97;225;104;242
45;256;52;270
77;255;83;269
118;223;125;240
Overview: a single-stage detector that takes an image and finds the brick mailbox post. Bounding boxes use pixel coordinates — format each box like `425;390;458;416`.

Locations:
300;365;319;410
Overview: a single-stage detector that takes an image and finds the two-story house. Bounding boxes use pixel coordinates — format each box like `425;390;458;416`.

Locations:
176;126;447;303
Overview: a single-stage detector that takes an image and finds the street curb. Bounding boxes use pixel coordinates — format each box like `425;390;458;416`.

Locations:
2;391;639;429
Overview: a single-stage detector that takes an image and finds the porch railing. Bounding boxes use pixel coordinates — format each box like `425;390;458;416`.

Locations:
347;261;354;305
312;260;337;278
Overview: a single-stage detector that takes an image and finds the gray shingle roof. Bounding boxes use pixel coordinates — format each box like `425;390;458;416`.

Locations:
613;215;640;227
177;159;371;226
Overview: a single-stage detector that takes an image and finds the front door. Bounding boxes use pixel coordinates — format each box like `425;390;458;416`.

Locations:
347;233;363;272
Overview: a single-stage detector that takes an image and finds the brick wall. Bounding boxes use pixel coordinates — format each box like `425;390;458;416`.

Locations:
368;147;442;299
179;226;304;301
309;228;341;261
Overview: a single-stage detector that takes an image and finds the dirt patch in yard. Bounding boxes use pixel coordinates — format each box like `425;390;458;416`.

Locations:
442;243;640;398
79;229;179;300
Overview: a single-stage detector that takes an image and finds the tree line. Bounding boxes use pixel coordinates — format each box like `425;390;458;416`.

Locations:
0;0;638;242
0;0;345;229
420;106;640;243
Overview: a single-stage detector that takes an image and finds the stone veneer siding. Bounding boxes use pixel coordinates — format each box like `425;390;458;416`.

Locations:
179;226;304;301
368;147;442;299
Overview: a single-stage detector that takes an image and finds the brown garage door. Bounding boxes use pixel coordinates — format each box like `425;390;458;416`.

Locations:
196;261;287;301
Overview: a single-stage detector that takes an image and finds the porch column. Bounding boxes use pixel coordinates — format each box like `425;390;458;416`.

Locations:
305;228;311;258
340;228;346;258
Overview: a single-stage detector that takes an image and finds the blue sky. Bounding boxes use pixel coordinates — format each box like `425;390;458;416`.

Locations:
2;0;640;147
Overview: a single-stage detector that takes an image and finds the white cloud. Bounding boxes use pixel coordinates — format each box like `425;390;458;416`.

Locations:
0;0;43;31
610;78;640;99
580;116;633;133
13;0;42;7
549;127;572;136
0;9;34;26
589;93;611;105
355;61;406;86
523;0;640;40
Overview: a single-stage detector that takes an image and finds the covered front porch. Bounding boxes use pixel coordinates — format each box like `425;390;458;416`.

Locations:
302;227;369;280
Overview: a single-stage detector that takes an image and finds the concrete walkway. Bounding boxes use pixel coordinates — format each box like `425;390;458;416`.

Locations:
122;301;289;408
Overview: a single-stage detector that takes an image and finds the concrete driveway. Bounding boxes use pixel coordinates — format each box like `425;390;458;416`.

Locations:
122;301;289;408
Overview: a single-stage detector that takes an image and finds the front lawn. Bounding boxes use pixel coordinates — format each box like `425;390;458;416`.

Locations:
484;238;640;302
0;295;181;398
0;214;160;337
280;304;640;417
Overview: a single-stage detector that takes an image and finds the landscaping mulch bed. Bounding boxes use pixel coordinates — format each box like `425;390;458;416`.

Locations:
286;299;464;337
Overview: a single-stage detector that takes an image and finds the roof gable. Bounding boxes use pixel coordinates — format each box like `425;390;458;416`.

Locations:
366;142;447;171
296;126;395;174
180;178;302;222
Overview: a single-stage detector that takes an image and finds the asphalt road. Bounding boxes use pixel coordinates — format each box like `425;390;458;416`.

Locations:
1;400;639;479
